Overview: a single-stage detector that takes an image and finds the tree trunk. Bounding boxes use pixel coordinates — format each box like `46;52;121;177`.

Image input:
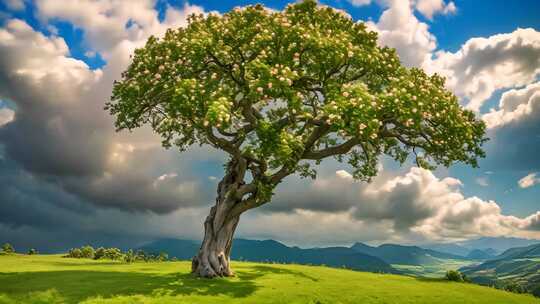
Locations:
191;159;245;278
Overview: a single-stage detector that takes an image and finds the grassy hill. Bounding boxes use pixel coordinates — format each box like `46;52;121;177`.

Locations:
0;254;538;304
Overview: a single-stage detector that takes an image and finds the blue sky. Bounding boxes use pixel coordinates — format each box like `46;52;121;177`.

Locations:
0;0;539;249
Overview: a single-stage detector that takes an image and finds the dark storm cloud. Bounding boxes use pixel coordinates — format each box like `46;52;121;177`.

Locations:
0;19;217;213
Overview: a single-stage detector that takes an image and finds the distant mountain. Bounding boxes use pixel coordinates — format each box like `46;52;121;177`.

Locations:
460;243;540;292
461;237;540;254
351;243;466;265
496;243;540;260
466;249;496;260
422;243;471;257
424;237;540;257
139;238;397;273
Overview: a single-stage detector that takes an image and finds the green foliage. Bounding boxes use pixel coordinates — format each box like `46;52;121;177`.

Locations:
445;270;465;282
64;246;170;263
1;243;14;254
103;248;123;261
80;246;95;259
27;248;37;255
67;248;82;259
0;254;538;303
107;0;486;210
94;247;106;260
532;285;540;298
503;282;526;294
158;252;169;262
124;250;136;264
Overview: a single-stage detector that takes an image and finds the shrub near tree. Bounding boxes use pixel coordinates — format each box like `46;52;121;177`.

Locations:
108;0;487;277
104;248;123;260
445;270;465;282
2;243;14;254
80;245;95;259
94;247;106;260
532;285;540;298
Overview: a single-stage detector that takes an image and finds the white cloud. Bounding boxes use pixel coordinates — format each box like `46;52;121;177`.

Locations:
475;177;489;187
423;28;540;111
263;167;540;244
483;82;540;129
35;0;205;56
0;107;14;127
518;173;540;189
348;0;372;7
479;81;540;171
415;0;456;20
366;0;437;67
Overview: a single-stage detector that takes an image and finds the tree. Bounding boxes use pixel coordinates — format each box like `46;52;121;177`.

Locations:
68;248;82;258
445;270;464;282
107;1;486;278
94;247;106;260
2;243;14;254
80;245;95;259
27;248;37;255
104;248;123;260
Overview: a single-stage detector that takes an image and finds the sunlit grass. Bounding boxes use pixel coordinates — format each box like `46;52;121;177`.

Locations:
0;254;537;303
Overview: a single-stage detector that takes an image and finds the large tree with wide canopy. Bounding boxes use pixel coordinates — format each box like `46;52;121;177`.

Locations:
107;0;486;278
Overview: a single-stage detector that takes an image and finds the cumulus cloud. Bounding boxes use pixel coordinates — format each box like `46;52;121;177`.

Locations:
262;167;540;243
424;28;540;111
483;82;540;129
479;82;540;171
366;0;437;67
35;0;205;56
518;173;540;188
415;0;456;20
0;4;221;214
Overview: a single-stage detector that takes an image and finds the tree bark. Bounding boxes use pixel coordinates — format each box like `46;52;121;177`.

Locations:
191;158;245;278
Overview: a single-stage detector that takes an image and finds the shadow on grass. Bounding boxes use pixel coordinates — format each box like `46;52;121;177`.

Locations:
250;265;319;282
0;270;259;303
0;264;319;303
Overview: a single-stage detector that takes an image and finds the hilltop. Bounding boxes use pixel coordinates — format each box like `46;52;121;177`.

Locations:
0;254;537;303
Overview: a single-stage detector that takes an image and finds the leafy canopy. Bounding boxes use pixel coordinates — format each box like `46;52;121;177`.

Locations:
108;0;486;188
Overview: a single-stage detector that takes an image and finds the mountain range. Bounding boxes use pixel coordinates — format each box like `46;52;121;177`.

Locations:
140;238;396;273
139;238;486;274
461;243;540;292
423;237;540;257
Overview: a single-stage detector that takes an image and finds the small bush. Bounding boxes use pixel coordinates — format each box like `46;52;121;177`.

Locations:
104;248;123;260
80;245;95;259
445;270;465;282
532;285;540;298
124;249;135;263
27;248;37;255
158;252;169;262
94;247;106;260
2;243;15;254
503;282;526;294
67;248;82;258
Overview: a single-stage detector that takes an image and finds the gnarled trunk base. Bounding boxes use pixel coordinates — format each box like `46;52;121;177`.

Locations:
192;206;240;278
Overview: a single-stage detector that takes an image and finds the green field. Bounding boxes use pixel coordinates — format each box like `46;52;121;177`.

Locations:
0;255;538;304
392;259;478;278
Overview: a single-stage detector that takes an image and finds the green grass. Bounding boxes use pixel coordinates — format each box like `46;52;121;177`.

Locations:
392;259;477;278
0;254;538;304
